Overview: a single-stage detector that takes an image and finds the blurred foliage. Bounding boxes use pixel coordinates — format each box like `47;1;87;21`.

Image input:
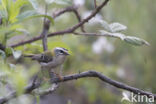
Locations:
0;0;156;104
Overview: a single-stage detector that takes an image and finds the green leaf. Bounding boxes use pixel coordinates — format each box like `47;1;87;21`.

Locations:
99;20;127;33
16;10;54;24
36;95;40;104
99;20;111;32
52;0;72;5
45;0;55;4
15;28;30;35
1;0;7;10
16;10;37;20
11;48;22;59
0;33;7;45
0;6;8;20
5;47;12;56
11;69;28;95
1;0;9;22
109;22;127;32
99;30;150;46
0;49;6;59
28;0;39;10
15;42;42;54
124;36;150;46
31;14;54;24
8;0;28;23
8;1;19;23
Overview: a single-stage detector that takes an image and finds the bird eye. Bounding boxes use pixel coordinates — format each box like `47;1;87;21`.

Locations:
60;50;64;54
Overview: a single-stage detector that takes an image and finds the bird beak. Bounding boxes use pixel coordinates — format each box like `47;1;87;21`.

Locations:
64;51;70;55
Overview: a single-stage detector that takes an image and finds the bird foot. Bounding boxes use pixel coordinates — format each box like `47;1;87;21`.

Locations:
55;73;63;81
50;72;63;81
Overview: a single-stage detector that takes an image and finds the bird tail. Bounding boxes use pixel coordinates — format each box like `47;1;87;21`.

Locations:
24;54;41;61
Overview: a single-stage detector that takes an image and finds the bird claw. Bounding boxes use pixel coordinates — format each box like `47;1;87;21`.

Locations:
50;72;63;81
55;73;63;81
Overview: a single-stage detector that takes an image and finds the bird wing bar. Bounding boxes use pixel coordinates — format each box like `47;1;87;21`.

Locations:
37;54;53;63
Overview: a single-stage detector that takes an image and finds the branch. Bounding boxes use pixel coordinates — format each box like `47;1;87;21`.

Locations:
94;0;97;8
74;32;120;38
41;4;49;51
52;71;156;99
0;70;155;104
0;43;5;51
0;82;40;104
10;0;109;48
72;7;85;32
32;83;58;97
52;6;85;32
0;16;2;25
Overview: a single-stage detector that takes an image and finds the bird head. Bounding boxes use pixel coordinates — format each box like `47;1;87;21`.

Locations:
53;47;70;57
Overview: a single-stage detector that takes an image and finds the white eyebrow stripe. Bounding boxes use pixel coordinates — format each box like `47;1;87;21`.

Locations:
55;47;68;51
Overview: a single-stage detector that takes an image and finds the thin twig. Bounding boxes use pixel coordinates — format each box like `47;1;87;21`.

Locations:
42;4;49;51
74;32;122;39
72;7;85;32
52;6;85;32
94;0;97;8
10;0;109;48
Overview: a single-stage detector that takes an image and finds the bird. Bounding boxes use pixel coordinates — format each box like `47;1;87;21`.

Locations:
24;47;70;81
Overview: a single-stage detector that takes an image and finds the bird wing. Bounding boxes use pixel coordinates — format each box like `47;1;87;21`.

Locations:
24;51;53;63
32;53;53;63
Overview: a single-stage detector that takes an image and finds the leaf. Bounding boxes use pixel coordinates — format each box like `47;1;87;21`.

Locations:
9;24;22;30
11;48;22;59
15;42;42;54
28;0;39;10
45;0;55;4
99;20;111;32
124;36;150;46
99;20;127;33
11;69;28;95
5;47;12;56
99;30;150;46
30;14;54;24
0;33;7;45
16;10;37;20
15;28;30;35
16;10;54;24
0;49;6;59
36;95;40;104
8;0;28;23
99;30;126;40
1;0;7;10
53;0;72;5
109;22;127;32
0;6;8;19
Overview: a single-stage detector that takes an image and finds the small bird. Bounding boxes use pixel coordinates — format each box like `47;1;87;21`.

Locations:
24;47;70;81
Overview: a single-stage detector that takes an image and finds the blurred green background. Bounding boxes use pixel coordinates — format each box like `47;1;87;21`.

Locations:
0;0;156;104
